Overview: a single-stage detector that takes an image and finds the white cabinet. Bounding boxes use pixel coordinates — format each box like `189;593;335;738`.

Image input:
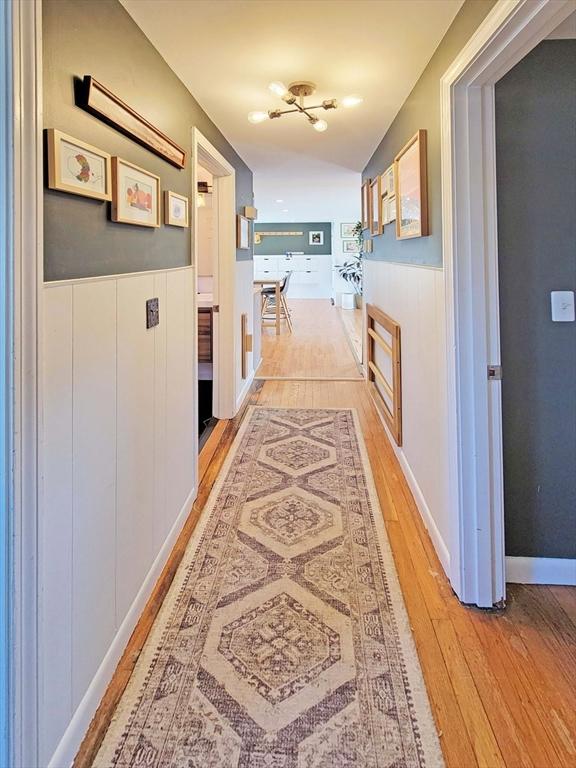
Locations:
254;254;332;298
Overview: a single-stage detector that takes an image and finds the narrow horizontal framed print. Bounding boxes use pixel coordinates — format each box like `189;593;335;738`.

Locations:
164;191;189;227
111;157;161;227
237;214;251;249
370;175;382;236
394;129;429;239
46;129;112;201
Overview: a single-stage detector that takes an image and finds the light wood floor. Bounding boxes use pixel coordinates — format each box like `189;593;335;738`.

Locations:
256;298;363;379
336;305;363;365
77;388;576;768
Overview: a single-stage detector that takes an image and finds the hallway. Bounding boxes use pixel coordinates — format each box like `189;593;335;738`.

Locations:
82;379;576;768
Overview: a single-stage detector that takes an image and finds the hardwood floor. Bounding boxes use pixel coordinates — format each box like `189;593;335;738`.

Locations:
336;304;363;365
76;382;576;768
256;298;363;379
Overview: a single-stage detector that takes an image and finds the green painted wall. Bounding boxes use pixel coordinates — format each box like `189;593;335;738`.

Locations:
43;0;254;280
254;222;332;256
363;0;496;266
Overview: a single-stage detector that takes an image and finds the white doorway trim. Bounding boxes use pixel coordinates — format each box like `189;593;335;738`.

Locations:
9;0;43;764
441;0;575;607
191;128;237;422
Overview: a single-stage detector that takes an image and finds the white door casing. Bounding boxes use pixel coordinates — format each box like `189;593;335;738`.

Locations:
441;0;576;607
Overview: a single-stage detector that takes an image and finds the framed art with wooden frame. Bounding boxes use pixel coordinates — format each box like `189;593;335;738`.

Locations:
164;191;189;227
361;179;371;230
46;129;112;201
237;214;251;249
383;164;395;197
370;175;382;236
394;129;429;239
111;157;161;227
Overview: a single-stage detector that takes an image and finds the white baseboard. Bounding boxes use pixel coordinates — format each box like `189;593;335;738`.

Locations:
506;556;576;586
48;485;197;768
236;369;255;413
372;403;451;578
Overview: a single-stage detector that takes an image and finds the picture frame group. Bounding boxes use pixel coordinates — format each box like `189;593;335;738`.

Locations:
360;128;429;241
46;128;190;229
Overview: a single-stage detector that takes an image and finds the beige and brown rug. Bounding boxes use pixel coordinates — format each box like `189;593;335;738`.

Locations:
95;407;444;767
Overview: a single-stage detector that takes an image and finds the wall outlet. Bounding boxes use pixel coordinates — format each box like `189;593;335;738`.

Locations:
550;291;575;322
146;298;159;328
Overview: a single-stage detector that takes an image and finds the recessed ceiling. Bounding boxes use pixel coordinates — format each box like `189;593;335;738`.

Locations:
121;0;463;219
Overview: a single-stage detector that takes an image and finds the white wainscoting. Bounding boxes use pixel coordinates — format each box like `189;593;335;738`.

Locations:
506;557;576;586
39;266;196;767
363;260;451;576
235;259;256;409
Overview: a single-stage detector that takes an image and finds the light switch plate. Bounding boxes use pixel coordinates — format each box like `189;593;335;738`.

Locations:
146;298;159;328
550;291;575;322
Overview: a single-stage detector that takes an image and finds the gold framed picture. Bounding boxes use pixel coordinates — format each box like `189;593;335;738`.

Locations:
164;191;189;227
46;129;112;201
361;179;371;230
370;175;383;236
385;196;396;224
394;129;429;239
237;214;251;249
111;157;161;227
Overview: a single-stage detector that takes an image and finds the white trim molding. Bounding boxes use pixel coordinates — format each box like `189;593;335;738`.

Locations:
441;0;575;607
506;557;576;586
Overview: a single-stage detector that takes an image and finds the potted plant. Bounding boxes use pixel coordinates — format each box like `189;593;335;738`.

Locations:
336;221;363;308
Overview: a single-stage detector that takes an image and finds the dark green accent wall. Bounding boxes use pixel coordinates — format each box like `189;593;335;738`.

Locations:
254;223;332;256
43;0;253;281
363;0;496;266
496;40;576;560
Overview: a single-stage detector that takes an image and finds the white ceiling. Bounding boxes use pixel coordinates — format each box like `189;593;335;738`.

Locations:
121;0;463;221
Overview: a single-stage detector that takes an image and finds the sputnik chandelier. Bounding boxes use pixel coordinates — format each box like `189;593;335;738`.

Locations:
248;81;363;132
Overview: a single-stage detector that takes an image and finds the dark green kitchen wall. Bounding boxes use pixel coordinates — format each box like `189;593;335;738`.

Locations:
43;0;253;281
362;0;496;267
254;223;332;256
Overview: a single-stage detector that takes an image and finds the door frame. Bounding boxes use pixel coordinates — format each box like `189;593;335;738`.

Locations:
191;128;237;423
6;0;43;765
441;0;575;607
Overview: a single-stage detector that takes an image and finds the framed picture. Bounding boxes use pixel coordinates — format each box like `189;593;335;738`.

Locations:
111;157;161;227
370;176;382;236
342;239;361;254
164;191;189;227
309;231;324;246
340;222;356;238
46;129;112;201
237;214;251;249
394;129;429;239
361;179;370;230
79;76;186;169
383;165;395;197
385;196;397;224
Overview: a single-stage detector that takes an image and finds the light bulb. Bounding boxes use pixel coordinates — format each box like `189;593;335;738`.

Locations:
248;111;269;124
268;81;288;98
341;94;363;108
313;119;328;132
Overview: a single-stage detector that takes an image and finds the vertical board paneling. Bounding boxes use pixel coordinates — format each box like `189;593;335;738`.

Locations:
71;280;117;707
166;269;195;520
153;273;168;549
40;286;73;763
116;274;156;624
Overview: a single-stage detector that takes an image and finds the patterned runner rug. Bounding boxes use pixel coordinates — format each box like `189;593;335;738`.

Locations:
95;407;443;767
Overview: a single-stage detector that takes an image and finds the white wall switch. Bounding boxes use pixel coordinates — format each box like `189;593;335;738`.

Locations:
550;291;575;322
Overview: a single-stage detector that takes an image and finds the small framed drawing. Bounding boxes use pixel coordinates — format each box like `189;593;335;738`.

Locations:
370;176;382;236
46;129;112;201
383;165;395;197
394;129;429;239
237;214;251;249
340;222;356;238
361;179;370;230
385;196;396;224
309;230;324;246
342;239;361;254
111;157;160;227
164;191;189;227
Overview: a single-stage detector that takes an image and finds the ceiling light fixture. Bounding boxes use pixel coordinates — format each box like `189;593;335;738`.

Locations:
248;81;362;132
